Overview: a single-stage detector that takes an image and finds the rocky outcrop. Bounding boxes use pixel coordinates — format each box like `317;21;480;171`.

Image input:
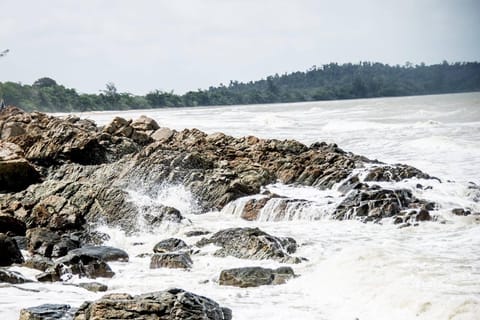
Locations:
0;141;40;192
19;304;75;320
365;164;432;182
150;252;193;269
219;266;295;288
196;227;300;263
73;289;232;320
0;233;24;266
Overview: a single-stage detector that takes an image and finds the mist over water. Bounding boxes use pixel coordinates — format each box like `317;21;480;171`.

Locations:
6;92;479;319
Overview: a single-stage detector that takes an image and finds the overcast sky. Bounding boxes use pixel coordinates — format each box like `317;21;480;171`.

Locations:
0;0;479;94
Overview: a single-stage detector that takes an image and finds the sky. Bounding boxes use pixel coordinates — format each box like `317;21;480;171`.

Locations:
0;0;479;95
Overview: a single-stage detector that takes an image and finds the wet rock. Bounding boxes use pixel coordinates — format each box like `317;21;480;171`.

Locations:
19;304;75;320
23;255;55;271
0;268;32;284
196;227;300;263
150;252;193;269
416;209;432;221
0;233;24;266
185;230;210;237
153;238;188;253
452;208;471;216
364;164;432;182
66;245;129;262
219;266;295;288
241;197;271;221
26;228;61;257
77;282;108;292
0;141;40;192
143;205;185;227
0;214;26;236
73;288;232;320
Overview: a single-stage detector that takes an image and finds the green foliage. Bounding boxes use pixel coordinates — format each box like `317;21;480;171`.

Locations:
0;61;479;112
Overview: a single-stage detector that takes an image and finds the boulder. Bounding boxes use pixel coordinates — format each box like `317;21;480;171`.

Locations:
23;255;55;271
0;233;24;266
0;141;40;192
0;268;32;284
219;266;295;287
66;246;129;262
151;127;174;141
73;288;232;320
77;282;108;292
196;227;300;263
26;228;62;257
153;238;188;253
131;115;160;131
150;252;193;269
364;164;432;182
19;304;75;320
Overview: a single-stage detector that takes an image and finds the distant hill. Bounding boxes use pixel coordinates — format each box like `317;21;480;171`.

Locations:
1;61;479;112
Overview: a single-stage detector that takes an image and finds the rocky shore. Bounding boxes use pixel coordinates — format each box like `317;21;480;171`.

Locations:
0;106;472;319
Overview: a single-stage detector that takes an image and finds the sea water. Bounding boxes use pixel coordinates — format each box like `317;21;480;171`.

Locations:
3;92;480;319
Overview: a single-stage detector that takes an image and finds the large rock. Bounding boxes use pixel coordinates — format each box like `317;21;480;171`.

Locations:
196;227;300;263
66;245;129;262
19;304;75;320
0;141;40;192
26;228;80;258
131;115;160;131
219;266;295;288
73;288;232;320
365;164;432;182
0;233;24;266
153;238;188;253
150;252;193;269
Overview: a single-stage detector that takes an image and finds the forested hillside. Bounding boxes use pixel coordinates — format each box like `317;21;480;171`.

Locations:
1;61;479;112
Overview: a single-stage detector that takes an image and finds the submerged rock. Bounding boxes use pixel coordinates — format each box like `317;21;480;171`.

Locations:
19;304;75;320
73;288;232;320
0;268;32;284
219;266;295;288
196;227;300;263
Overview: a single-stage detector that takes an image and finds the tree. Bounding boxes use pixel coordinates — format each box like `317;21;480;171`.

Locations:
33;77;57;88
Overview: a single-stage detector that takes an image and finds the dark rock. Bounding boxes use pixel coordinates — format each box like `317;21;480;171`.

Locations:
73;288;232;320
150;252;193;269
416;209;432;221
26;228;61;257
0;214;27;236
38;254;115;281
153;238;188;253
0;268;32;284
19;304;75;320
452;208;471;216
0;233;24;266
66;245;129;262
185;230;211;237
196;227;300;263
365;164;431;182
219;266;295;288
12;236;27;249
77;282;108;292
0;141;40;192
142;205;185;227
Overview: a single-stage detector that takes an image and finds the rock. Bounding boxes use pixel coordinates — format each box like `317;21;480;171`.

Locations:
416;209;432;221
0;214;26;236
364;164;432;182
452;208;471;216
38;254;115;281
66;245;129;262
153;238;188;253
0;141;40;192
131;115;160;131
142;205;185;227
0;233;24;266
23;255;54;271
196;227;300;263
77;282;108;292
185;230;210;237
19;304;75;320
0;268;32;284
151;127;174;141
1;121;26;139
73;288;232;320
219;266;295;288
26;228;62;257
150;252;193;269
30;195;84;230
241;197;271;221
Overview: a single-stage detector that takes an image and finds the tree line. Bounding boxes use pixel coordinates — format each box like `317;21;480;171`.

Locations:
1;61;479;112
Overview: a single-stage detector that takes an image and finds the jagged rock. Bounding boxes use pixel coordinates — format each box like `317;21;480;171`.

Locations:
150;252;193;269
241;197;271;221
19;304;75;320
0;214;26;236
142;205;185;227
73;288;232;320
196;227;300;263
1;121;26;139
77;282;108;292
103;117;130;135
364;164;432;182
0;141;40;192
0;233;24;266
153;238;188;253
26;228;63;257
0;268;32;284
219;266;295;288
65;245;129;262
